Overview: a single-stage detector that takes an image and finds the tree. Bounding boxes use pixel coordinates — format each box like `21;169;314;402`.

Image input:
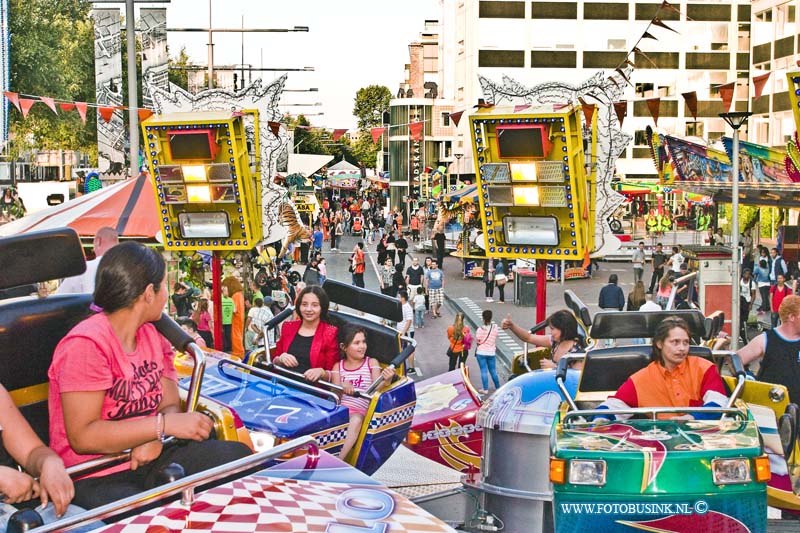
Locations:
168;46;191;92
352;85;391;130
283;114;330;155
351;133;379;170
8;0;96;160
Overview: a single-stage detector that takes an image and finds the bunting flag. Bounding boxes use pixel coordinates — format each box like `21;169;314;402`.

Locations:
641;31;657;41
98;106;115;124
625;58;636;69
753;72;771;99
409;121;424;141
474;101;494;109
332;129;347;142
514;104;530;113
138;109;154;122
267;121;281;137
19;98;36;118
646;97;661;126
718;82;736;112
615;68;633;86
450;110;465;127
651;18;678;33
75;102;88;124
59;103;75;112
660;0;681;14
4;91;20;112
613;102;627;127
39;96;58;114
682;91;698;120
370;127;385;144
580;101;596;125
582;249;591;270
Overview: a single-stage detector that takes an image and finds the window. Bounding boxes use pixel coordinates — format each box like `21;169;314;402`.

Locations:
636;83;654;97
608;39;626;50
634;129;650;146
685;122;704;137
442;112;451;127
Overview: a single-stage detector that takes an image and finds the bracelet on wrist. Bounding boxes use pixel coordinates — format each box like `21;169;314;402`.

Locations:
155;413;164;441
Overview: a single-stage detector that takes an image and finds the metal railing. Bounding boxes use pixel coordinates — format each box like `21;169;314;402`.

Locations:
33;436;319;532
666;271;697;310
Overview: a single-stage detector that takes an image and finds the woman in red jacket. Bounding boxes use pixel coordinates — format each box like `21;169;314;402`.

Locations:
274;285;339;381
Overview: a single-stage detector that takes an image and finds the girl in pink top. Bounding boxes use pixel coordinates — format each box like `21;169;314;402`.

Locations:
48;242;249;510
475;309;501;394
331;326;394;461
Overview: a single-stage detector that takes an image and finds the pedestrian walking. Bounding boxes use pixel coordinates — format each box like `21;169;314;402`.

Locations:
405;256;425;297
769;247;789;287
351;242;366;288
483;258;495;302
648;242;667;294
398;290;416;374
668;245;684;274
493;259;507;303
434;224;446;268
632;241;646;283
425;259;445;318
754;258;771;313
221;285;235;352
396;232;409;270
413;286;426;329
599;274;625;311
740;268;756;342
447;312;471;371
475;309;501;394
379;258;396;297
332;219;344;250
770;274;792;328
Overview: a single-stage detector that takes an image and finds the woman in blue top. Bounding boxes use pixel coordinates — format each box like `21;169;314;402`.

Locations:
754;258;771;313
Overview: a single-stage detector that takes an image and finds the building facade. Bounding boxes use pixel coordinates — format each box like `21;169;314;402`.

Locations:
438;0;751;180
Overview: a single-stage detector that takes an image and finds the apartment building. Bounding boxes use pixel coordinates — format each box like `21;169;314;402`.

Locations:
438;0;751;180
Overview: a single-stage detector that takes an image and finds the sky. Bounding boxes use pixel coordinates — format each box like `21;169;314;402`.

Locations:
161;0;440;130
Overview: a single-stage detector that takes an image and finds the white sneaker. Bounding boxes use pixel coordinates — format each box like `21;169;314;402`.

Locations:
486;298;494;302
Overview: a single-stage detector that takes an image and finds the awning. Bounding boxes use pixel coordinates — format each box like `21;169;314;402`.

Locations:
678;182;800;208
0;174;160;238
613;183;653;196
442;184;478;204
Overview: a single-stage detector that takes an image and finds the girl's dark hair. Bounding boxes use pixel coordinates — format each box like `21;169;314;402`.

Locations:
650;316;691;364
482;309;492;324
295;284;330;322
548;310;579;341
95;242;165;313
339;324;367;355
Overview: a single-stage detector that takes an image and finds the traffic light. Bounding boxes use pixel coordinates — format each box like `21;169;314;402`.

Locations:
142;110;263;252
469;105;594;260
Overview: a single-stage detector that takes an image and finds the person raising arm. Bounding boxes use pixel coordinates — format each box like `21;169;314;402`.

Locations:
501;310;585;370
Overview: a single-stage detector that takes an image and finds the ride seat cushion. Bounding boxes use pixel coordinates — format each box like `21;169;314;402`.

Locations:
328;311;400;366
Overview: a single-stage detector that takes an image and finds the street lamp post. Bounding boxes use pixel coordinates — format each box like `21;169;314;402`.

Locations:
454;153;463;191
720;111;752;350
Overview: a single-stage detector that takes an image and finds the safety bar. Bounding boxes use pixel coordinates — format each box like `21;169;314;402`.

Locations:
33;437;320;533
554;353;587;411
712;350;747;408
217;358;342;405
260;306;296;363
364;335;415;396
666;271;697;310
562;407;746;427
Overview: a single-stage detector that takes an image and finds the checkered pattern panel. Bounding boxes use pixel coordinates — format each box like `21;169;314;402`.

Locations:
96;474;455;532
368;403;416;432
312;425;348;448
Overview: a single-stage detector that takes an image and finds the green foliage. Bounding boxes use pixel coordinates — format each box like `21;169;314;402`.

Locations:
8;0;96;160
283;114;330;155
168;46;191;92
352;85;391;130
351;132;379;169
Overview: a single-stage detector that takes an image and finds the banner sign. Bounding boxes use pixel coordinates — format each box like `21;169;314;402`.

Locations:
92;9;126;174
140;8;168;110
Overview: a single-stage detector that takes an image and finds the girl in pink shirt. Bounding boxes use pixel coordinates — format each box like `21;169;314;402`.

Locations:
331;326;394;461
48;242;249;510
475;309;501;394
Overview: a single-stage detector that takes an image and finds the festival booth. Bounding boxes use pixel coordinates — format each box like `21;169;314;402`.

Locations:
326;159;362;198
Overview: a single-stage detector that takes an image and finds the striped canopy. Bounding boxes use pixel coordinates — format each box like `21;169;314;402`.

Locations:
0;174;160;238
442;184;479;204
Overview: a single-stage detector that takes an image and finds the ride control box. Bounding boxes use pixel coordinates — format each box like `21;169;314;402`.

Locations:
141;111;263;251
469;105;595;261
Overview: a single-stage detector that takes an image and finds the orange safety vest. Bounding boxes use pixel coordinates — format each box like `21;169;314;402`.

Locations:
353;217;362;232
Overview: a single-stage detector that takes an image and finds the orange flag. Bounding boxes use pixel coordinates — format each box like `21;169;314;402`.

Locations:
514;104;530;113
718;82;736;112
409;121;424;141
19;98;36;118
98;106;115;123
138;109;154;122
613;102;627;127
580;102;596;126
370;127;385;144
646;98;661;126
682;91;698;120
3;91;20;112
75;102;88;124
267;121;281;137
39;96;58;114
59;102;75;112
332;129;347;142
449;110;465;127
753;73;771;99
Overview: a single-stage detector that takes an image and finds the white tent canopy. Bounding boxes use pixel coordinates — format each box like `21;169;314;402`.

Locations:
287;154;334;176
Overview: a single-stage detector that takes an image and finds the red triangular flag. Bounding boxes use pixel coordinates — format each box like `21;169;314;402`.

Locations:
580;102;596;126
19;98;36;118
332;129;347;142
98;106;115;123
409;121;424;141
39;96;57;114
370;127;385;144
718;82;736;112
613;101;627;127
651;18;678;33
3;91;20;112
268;121;281;137
646;97;661;126
450;110;465;127
75;102;88;124
514;104;530;113
753;72;771;99
59;102;75;112
138;109;154;122
682;91;698;120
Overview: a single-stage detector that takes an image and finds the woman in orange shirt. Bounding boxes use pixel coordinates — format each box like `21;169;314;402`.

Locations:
223;276;246;358
447;312;471;371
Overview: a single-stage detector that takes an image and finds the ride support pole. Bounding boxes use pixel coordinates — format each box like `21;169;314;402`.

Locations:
212;252;223;351
536;259;547;328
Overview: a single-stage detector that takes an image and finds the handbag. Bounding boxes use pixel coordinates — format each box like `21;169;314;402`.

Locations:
495;273;508;286
463;328;473;351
